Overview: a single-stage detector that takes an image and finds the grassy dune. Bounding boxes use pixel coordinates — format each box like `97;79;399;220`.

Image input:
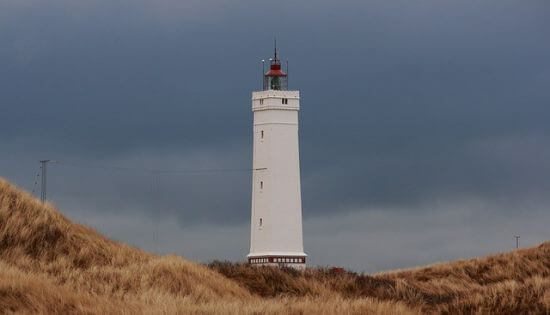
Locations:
0;177;548;314
211;243;550;313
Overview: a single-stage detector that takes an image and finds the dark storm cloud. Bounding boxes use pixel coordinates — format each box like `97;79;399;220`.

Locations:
1;0;549;269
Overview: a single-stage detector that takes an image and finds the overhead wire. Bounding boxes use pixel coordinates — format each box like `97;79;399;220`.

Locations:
36;159;262;253
53;160;261;175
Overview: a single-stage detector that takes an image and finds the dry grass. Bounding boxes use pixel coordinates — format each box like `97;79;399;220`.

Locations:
0;177;548;314
210;242;550;314
210;244;550;314
0;178;416;314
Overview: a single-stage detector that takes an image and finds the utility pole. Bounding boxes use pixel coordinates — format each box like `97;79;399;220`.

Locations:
40;160;51;202
515;235;520;249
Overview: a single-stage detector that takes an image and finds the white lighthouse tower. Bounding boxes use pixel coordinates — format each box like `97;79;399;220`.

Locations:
248;45;307;269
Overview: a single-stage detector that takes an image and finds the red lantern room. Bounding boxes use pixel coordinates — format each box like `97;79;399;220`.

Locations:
263;42;288;91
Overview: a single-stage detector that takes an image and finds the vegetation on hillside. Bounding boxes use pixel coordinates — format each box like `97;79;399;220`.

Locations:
210;241;550;313
0;178;415;314
1;177;548;314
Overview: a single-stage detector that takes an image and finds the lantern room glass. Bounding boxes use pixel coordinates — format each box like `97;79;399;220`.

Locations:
263;75;288;91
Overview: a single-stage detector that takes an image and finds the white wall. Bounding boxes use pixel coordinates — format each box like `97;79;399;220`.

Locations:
249;90;306;258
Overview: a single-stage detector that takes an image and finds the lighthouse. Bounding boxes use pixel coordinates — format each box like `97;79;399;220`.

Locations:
248;44;307;269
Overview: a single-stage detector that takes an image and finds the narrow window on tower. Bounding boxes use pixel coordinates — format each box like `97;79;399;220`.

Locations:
261;130;264;139
281;98;288;105
260;181;263;189
259;99;264;105
259;218;263;227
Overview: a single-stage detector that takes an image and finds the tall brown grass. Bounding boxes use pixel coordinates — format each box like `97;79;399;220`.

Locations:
210;242;550;313
0;177;548;314
0;178;415;314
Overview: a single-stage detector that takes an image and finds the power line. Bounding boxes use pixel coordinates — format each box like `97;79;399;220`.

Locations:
53;160;265;175
32;160;266;205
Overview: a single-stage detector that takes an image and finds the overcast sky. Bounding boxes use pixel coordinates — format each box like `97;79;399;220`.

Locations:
1;0;549;272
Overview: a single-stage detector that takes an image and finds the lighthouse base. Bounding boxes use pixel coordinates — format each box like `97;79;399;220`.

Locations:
247;254;307;270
